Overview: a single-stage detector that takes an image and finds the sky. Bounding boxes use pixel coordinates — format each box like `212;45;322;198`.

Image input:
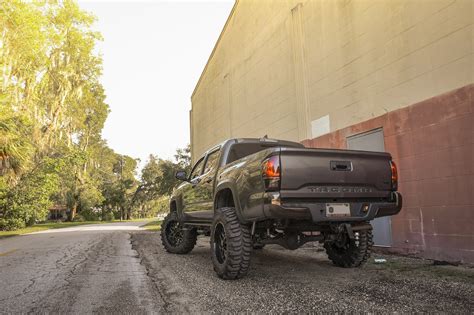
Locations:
78;0;234;166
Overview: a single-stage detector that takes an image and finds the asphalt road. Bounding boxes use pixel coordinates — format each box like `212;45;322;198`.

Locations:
1;224;473;314
0;222;164;314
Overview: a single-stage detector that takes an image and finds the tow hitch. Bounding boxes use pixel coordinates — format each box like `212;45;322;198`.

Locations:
326;223;372;241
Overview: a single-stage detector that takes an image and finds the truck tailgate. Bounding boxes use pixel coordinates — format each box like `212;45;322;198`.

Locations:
279;148;393;199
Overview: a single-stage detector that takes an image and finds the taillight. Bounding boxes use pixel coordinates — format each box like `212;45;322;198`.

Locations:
262;155;280;191
390;161;398;190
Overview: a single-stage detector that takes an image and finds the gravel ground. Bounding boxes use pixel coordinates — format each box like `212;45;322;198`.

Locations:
132;231;474;313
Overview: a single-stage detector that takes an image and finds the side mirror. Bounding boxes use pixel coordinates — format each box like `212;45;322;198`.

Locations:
175;170;188;181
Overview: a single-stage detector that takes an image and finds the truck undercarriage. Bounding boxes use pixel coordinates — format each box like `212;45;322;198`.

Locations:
164;216;376;270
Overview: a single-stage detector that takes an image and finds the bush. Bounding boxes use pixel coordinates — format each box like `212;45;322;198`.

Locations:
103;212;114;221
72;214;85;222
0;218;26;231
0;157;61;229
80;209;100;221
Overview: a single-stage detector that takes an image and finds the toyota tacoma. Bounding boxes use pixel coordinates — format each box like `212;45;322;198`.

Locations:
161;138;402;279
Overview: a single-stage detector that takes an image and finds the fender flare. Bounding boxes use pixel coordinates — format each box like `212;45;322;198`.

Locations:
169;195;184;220
214;181;247;223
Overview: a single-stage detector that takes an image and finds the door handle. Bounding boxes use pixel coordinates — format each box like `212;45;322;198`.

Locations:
330;161;352;171
191;178;200;187
191;177;212;187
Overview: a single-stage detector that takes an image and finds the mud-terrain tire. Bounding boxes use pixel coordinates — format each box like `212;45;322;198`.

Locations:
324;227;373;268
161;212;197;254
210;207;252;280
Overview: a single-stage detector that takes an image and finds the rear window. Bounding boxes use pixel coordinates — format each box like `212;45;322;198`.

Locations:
226;142;301;164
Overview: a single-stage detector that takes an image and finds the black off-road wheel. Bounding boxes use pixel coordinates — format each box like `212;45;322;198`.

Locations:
324;227;373;268
161;212;197;254
210;207;252;280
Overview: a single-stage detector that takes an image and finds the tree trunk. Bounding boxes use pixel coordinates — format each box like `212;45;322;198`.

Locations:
69;202;77;221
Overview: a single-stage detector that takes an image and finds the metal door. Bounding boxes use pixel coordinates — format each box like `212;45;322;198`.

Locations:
347;128;392;247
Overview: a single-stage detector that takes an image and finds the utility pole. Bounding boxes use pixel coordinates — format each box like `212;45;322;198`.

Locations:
120;155;124;221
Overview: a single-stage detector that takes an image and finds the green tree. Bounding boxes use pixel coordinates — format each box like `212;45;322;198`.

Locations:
174;144;191;173
0;1;189;229
130;146;191;217
0;1;126;229
0;110;33;179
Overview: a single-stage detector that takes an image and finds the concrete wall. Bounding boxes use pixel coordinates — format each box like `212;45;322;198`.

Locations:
190;0;474;263
191;0;473;159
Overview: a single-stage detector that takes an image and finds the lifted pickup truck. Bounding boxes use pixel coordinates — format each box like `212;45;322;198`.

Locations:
161;138;402;279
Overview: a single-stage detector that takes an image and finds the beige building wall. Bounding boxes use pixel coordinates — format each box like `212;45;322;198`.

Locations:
190;0;473;159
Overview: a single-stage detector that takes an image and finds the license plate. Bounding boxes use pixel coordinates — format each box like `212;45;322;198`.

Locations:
326;203;351;217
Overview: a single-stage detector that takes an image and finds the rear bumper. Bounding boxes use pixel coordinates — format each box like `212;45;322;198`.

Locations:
262;192;402;223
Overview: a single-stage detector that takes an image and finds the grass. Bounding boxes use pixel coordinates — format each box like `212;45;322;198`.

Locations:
0;218;155;239
113;218;154;223
143;220;162;232
367;254;474;283
0;221;104;238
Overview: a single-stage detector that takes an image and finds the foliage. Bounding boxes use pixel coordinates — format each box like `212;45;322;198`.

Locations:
0;1;128;229
0;110;34;178
1;158;61;227
141;156;179;197
154;196;170;213
0;217;25;231
79;208;100;221
0;1;190;230
102;212;114;221
174;144;191;173
130;148;191;217
72;214;85;222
